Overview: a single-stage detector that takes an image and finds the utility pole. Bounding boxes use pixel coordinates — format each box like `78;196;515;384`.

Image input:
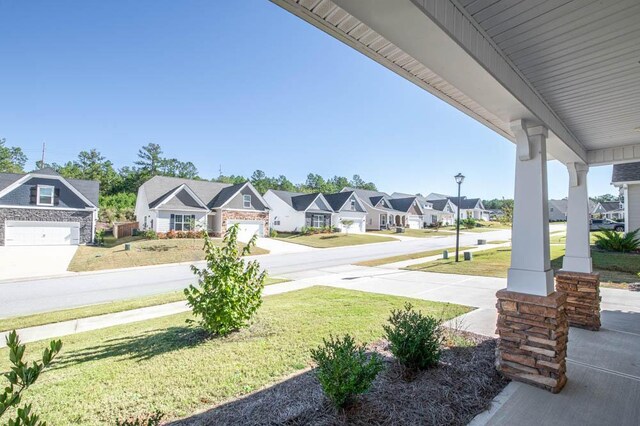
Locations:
40;141;46;168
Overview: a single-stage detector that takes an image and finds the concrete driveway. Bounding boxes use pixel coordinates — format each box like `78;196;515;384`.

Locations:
0;246;77;281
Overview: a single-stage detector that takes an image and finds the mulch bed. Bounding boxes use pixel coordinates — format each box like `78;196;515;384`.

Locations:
170;332;509;426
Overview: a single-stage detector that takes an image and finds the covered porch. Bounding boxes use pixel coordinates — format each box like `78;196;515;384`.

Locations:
272;0;640;412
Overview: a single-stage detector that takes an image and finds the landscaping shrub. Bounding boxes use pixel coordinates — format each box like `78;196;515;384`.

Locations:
95;228;106;246
166;230;177;239
458;218;477;229
310;334;384;408
269;228;278;238
594;229;640;253
0;331;62;425
184;224;266;336
383;303;443;370
115;411;164;426
141;229;158;240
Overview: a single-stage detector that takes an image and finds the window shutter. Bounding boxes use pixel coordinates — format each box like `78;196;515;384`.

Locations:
170;214;175;230
29;186;37;204
54;188;60;206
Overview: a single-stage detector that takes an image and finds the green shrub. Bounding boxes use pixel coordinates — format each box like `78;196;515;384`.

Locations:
383;303;443;370
310;334;384;408
95;228;106;246
269;228;278;238
141;229;158;240
594;229;640;252
184;224;266;336
1;331;62;425
115;411;164;426
457;218;477;229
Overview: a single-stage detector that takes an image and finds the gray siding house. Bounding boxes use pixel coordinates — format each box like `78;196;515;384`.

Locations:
135;176;270;240
0;168;99;246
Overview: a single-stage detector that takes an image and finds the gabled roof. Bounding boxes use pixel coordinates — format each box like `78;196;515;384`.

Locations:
323;191;353;211
0;168;99;207
388;197;419;213
342;187;391;208
426;192;454;201
612;162;640;184
269;190;332;212
599;201;623;212
430;199;454;212
448;197;482;210
140;176;259;210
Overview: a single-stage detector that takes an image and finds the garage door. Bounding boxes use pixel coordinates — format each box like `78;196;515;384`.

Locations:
407;218;422;229
5;221;81;246
338;217;365;234
227;220;264;242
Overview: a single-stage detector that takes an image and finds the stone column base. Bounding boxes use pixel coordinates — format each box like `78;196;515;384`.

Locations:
555;271;601;331
496;289;568;393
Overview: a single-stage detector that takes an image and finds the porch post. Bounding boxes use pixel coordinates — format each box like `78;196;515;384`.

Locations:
496;120;568;393
556;163;601;330
507;123;553;296
562;163;592;273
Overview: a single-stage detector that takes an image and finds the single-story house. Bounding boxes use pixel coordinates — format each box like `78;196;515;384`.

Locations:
324;191;368;233
342;187;424;230
592;201;624;221
135;176;270;240
428;198;456;225
549;198;597;222
612;162;640;232
263;190;334;232
0;167;99;246
448;197;490;221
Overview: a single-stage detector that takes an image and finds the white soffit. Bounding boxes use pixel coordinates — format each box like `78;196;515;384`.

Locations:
455;0;640;161
271;0;587;163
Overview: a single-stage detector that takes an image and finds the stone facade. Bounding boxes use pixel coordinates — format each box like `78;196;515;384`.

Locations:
496;289;568;393
555;271;601;331
0;208;94;245
217;210;270;238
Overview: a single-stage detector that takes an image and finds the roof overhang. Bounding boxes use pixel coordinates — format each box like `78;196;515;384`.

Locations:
271;0;640;166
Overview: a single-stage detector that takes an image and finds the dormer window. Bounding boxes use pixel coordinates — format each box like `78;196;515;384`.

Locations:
37;185;55;206
243;194;252;208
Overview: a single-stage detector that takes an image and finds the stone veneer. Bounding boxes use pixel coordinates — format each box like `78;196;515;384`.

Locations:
217;210;270;238
0;208;94;245
555;271;601;331
496;289;568;393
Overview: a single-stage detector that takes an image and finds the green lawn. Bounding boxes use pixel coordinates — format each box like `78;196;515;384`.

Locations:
0;287;470;425
0;277;289;332
407;245;639;287
69;238;269;272
443;221;511;233
355;246;475;267
370;228;455;238
274;232;397;248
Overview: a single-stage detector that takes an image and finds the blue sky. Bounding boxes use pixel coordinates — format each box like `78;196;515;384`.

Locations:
0;1;615;199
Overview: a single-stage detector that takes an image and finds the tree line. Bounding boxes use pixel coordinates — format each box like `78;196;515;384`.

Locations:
0;138;377;222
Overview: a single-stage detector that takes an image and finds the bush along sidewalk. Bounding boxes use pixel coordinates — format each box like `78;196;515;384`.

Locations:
184;224;266;337
0;331;62;426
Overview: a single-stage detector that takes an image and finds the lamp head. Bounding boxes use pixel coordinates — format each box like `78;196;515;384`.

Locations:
454;173;465;185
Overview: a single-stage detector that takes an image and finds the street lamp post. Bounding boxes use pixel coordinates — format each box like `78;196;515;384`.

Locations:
454;173;465;262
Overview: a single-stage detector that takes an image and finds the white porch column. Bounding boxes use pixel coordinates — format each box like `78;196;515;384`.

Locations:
562;162;592;273
507;121;554;296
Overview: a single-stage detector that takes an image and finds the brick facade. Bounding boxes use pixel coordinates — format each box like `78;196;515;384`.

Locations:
496;289;568;393
217;210;270;238
555;271;601;331
0;208;94;245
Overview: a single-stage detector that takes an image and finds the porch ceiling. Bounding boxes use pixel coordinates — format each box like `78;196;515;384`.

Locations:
457;0;640;160
271;0;640;166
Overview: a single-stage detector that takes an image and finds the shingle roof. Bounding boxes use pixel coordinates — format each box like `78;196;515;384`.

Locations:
600;201;623;212
612;162;640;183
448;197;482;209
342;187;390;207
323;191;353;211
141;175;241;209
0;170;99;207
388;197;417;213
269;190;332;212
430;199;451;212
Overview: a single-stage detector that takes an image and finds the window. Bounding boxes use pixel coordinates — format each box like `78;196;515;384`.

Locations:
550;207;554;212
350;199;356;210
172;214;195;231
243;194;252;208
273;217;281;226
37;185;55;206
312;214;325;228
380;214;386;225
